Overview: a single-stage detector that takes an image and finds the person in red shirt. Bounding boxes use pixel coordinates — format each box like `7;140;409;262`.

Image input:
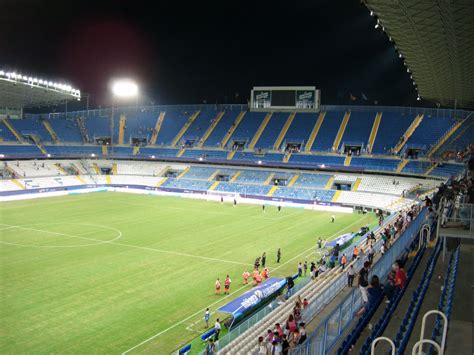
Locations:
394;261;407;289
224;275;232;295
242;271;250;285
253;269;259;285
215;278;221;295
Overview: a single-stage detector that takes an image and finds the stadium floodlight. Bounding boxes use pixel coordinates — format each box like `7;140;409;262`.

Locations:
370;10;374;16
112;79;139;98
374;23;379;29
417;96;421;101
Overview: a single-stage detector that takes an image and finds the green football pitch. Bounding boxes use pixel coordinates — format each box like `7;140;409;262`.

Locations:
0;192;376;354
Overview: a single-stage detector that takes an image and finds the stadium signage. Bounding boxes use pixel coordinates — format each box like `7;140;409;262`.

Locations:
255;91;270;100
218;277;286;317
325;232;354;247
297;91;314;101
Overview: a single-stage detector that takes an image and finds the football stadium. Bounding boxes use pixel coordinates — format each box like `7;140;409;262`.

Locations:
1;1;473;354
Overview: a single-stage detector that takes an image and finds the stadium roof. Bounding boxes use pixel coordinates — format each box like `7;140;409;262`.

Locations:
363;0;474;109
0;71;81;109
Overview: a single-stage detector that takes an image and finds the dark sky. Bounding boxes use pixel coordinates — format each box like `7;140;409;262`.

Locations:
1;0;418;108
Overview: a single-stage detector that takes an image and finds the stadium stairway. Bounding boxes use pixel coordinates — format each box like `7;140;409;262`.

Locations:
132;146;140;155
41;119;60;143
305;111;325;152
392;114;424;154
118;114;126;145
424;163;438;176
247;112;273;150
436;117;473;156
102;145;108;156
112;163;117;175
282;152;291;163
198;111;225;147
287;174;299;187
226;150;236;160
334;236;427;354
399;247;459;354
367;112;382;154
1;118;23;142
221;111;246;148
176;148;185;157
263;172;275;185
31;135;47;155
11;178;26;189
105;175;112;184
352;177;361;191
396;158;409;173
444;243;472;354
207;169;220;181
273;112;296;150
332;111;350;151
171;111;200;147
426;119;464;157
325;176;335;189
267;185;278;196
229;171;240;182
75;175;87;184
208;181;220;191
331;190;342;202
356;240;442;354
177;167;190;179
156;177;167;187
344;155;352;166
149;112;166;145
93;163;101;175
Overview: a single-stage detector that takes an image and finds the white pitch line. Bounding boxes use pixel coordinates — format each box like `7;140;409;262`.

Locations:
121;215;372;354
0;223;250;266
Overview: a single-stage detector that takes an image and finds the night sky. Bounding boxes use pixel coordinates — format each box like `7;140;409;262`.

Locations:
1;0;419;109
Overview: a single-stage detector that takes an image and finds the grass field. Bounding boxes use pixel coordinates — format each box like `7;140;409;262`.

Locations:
0;192;376;354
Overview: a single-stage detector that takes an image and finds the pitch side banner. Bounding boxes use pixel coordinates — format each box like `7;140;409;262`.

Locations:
325;232;354;247
218;277;286;317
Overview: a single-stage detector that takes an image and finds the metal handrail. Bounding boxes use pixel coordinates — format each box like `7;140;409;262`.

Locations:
418;310;448;354
371;337;396;355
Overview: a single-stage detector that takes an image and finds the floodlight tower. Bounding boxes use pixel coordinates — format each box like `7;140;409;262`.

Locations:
110;79;138;146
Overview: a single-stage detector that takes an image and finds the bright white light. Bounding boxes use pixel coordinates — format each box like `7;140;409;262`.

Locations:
399;53;403;58
374;24;379;29
151;155;155;159
0;154;4;158
112;79;138;98
417;96;421;101
0;71;4;75
47;153;51;158
370;11;374;16
198;157;204;161
91;153;96;157
257;160;262;165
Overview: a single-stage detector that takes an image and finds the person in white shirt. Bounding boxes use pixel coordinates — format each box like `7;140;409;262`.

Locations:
214;319;221;340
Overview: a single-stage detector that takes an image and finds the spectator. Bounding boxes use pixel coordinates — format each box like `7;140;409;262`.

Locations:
347;265;355;287
214;318;221;340
357;275;383;316
257;336;267;354
358;261;370;303
298;323;307;344
204;339;216;355
281;334;290;355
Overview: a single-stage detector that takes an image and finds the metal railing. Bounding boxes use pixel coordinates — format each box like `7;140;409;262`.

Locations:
199;277;312;353
291;208;428;354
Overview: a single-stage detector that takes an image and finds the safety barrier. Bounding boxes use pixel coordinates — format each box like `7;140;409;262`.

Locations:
291;208;428;354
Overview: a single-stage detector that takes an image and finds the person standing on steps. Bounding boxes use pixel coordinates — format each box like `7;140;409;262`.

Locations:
261;252;267;267
277;248;281;263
